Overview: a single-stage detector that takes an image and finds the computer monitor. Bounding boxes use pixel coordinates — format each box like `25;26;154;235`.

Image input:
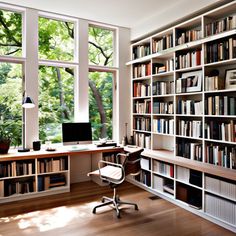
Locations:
62;122;92;145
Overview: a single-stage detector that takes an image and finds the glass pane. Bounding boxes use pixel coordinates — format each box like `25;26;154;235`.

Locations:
39;66;74;143
0;63;22;146
89;71;113;140
38;17;74;61
89;26;114;66
0;9;22;56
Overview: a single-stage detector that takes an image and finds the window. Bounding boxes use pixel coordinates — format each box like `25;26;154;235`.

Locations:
88;25;116;140
38;66;74;143
0;9;22;56
0;62;22;146
38;17;74;61
89;71;113;140
88;25;114;66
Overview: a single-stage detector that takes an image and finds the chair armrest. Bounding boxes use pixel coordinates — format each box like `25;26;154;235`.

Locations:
98;160;125;184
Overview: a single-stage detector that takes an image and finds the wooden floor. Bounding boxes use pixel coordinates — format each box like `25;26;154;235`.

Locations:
0;181;234;236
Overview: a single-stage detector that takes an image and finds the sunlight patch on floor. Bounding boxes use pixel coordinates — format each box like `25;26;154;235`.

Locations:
0;201;102;233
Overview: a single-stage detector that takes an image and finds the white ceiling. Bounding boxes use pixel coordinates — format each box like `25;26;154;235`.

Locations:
0;0;225;40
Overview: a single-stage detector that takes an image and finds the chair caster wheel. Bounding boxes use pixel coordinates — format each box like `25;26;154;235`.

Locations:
135;205;139;211
93;208;96;214
117;213;121;218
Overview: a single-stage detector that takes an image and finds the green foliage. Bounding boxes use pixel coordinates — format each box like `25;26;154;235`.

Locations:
89;72;113;140
0;9;22;56
38;66;74;143
89;26;113;66
0;63;22;146
0;11;114;145
38;17;74;61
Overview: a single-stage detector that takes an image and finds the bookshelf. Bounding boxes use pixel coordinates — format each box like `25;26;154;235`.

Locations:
0;153;70;203
128;1;236;233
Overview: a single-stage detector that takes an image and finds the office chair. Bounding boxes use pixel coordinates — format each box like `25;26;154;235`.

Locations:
88;147;143;218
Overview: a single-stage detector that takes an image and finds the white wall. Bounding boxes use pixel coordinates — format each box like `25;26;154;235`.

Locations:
130;0;223;41
116;27;131;143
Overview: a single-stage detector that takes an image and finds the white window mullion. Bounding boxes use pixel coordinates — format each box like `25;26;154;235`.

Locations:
76;19;89;122
24;8;39;148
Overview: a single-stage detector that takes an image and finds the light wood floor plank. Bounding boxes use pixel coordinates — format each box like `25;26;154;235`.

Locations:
0;181;234;236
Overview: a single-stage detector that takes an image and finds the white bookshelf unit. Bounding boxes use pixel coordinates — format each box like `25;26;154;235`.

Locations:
0;152;70;203
127;1;236;233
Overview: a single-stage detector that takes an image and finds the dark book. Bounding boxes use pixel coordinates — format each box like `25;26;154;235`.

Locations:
229;97;235;115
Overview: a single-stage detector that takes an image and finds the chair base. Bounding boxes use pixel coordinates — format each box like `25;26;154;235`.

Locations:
93;188;138;218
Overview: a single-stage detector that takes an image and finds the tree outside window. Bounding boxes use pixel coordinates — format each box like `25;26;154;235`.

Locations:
39;66;74;143
89;25;115;140
0;9;22;56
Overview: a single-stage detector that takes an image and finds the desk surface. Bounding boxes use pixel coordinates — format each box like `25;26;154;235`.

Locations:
0;145;124;161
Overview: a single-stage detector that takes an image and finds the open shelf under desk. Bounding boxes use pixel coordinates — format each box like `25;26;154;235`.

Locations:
142;150;236;181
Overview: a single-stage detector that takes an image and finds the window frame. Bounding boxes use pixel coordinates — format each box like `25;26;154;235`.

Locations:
88;23;118;141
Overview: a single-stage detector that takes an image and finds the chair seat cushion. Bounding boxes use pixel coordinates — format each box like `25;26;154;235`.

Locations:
88;165;122;180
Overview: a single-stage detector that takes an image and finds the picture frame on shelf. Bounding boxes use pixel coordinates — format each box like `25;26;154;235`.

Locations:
225;69;236;89
176;70;202;93
182;70;202;92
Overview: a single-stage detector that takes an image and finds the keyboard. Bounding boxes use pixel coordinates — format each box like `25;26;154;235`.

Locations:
64;145;89;151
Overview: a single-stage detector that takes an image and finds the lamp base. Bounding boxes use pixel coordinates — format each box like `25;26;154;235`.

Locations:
18;147;30;152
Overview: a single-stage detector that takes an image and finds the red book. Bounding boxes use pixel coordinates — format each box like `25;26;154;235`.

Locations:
170;165;174;178
196;50;201;65
147;62;151;76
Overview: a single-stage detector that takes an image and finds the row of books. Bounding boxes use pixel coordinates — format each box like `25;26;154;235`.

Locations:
176;141;202;161
4;179;35;197
176;167;202;188
205;193;236;225
205;15;236;37
176;166;190;183
152;81;174;95
176;28;201;45
152;59;174;74
152;34;173;53
153;101;174;114
136;170;151;187
132;44;151;60
38;174;66;192
178;120;202;138
176;49;201;69
205;145;236;169
140;157;151;171
37;157;68;173
153;175;174;195
153;160;174;178
206;37;236;63
133;62;151;78
177;99;203;115
206;96;236;116
153;118;174;135
133;100;151;114
133;132;151;149
205;120;236;142
205;75;224;91
205;175;236;199
133;117;151;132
0;161;34;178
133;82;151;97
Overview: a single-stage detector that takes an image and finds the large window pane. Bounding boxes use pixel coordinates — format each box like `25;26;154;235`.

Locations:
38;17;74;61
0;9;22;56
0;63;22;146
89;26;114;66
39;66;74;143
89;71;113;140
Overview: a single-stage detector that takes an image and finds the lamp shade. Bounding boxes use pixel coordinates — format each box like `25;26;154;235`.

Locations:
22;96;35;109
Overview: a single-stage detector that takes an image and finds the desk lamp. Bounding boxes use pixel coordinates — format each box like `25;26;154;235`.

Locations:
18;93;35;152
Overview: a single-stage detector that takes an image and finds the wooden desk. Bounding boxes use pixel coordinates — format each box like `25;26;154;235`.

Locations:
0;145;123;203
